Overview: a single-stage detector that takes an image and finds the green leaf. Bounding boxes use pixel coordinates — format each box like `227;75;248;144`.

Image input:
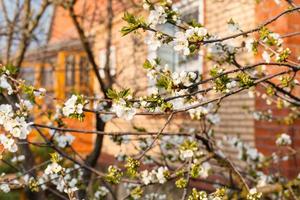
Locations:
121;12;146;36
107;88;119;99
121;26;137;36
122;12;137;24
156;76;172;91
143;60;153;69
119;88;131;98
133;125;147;132
4;64;19;75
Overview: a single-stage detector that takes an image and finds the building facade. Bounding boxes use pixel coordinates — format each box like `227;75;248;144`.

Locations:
23;0;300;178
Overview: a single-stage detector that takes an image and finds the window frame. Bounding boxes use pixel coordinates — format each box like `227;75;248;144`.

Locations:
79;55;91;95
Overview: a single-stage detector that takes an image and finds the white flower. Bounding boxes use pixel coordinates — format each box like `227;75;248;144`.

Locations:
226;80;237;91
62;95;84;117
0;183;10;193
38;177;47;190
11;127;21;138
156;167;168;184
111;99;136;121
207;114;220;124
22;174;30;184
148;5;167;28
199;162;211;178
0;104;13;120
16;99;33;111
76;104;83;114
95;186;109;198
0;134;17;152
1;115;31;140
256;172;269;187
188;104;212;120
0;75;13;95
185;27;207;38
180;149;194;160
55;177;65;192
11;155;25;163
174;32;190;55
147;69;157;80
145;193;167;200
174;27;207;56
270;33;283;46
207;42;227;61
172;71;197;87
245;38;255;52
246;147;264;163
18;155;25;161
54;133;75;148
143;2;150;10
146;32;163;51
262;51;271;63
64;187;78;195
248;188;262;199
45;162;63;175
276;133;291;146
34;88;46;97
228;22;240;32
141;170;155;185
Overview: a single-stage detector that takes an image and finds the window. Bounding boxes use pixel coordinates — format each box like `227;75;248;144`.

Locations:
40;66;54;89
65;55;76;91
149;0;204;73
79;56;90;95
98;46;116;78
64;54;76;97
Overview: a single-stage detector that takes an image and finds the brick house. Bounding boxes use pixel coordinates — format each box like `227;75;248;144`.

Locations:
23;0;300;180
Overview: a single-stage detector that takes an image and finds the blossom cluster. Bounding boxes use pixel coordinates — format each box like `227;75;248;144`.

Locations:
140;166;169;185
53;132;75;148
145;0;178;28
275;133;292;146
62;95;85;120
220;135;265;172
94;186;109;199
188;103;220;124
174;26;208;55
111;98;137;121
0;104;32;152
0;74;13;95
39;155;81;196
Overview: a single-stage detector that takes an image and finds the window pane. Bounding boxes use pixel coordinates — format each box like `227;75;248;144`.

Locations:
65;55;75;87
40;67;53;89
157;23;178;71
79;56;90;95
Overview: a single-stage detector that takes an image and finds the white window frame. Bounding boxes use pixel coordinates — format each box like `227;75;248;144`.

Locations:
147;0;204;74
98;46;116;78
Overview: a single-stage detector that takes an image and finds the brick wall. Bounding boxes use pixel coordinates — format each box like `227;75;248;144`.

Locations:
255;0;300;178
205;0;257;162
49;0;106;44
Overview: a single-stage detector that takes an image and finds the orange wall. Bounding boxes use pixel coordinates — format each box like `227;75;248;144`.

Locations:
255;0;300;178
49;0;106;44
